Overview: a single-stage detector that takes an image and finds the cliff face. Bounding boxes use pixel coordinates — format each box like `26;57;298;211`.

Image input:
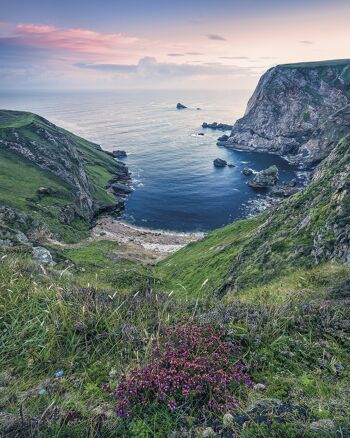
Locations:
0;110;131;242
226;59;350;166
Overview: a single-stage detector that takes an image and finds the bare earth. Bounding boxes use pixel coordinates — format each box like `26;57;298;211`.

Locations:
91;217;205;263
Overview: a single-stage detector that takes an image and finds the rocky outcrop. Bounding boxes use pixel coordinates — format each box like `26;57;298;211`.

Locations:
176;103;187;109
202;122;233;131
226;59;350;166
213;158;227;167
270;179;299;197
111;150;127;158
32;246;55;266
242;168;253;176
248;165;278;188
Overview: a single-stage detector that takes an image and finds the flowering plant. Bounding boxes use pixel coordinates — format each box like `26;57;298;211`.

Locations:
105;323;252;417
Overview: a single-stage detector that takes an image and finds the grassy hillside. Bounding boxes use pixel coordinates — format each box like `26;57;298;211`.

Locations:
1;244;349;437
0;110;122;242
1;111;350;436
279;58;350;69
158;135;350;298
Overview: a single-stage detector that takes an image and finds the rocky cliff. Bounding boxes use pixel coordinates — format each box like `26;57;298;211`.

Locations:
226;59;350;166
0;110;131;242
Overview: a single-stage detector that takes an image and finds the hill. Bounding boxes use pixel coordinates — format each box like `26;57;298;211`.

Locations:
0;110;130;242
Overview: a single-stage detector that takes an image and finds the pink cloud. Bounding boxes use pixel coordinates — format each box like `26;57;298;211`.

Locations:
15;23;139;54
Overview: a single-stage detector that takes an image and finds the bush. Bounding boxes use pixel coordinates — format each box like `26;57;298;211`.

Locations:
106;323;252;417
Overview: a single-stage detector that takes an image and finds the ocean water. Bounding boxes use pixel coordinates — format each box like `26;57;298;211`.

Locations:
0;90;301;232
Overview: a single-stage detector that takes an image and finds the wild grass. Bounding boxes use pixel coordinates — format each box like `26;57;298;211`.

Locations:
1;249;349;437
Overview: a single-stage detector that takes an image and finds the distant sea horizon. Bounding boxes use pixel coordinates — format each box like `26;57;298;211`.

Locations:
0;89;302;232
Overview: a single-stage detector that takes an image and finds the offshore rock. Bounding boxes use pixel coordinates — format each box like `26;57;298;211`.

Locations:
248;165;279;188
176;103;187;109
242;167;254;176
202;122;233;131
213;158;227;167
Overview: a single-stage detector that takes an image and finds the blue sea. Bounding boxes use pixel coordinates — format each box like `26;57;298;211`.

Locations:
0;90;302;232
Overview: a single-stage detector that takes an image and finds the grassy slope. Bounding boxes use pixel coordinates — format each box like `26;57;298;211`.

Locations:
158;135;350;298
1;248;349;437
0;110;118;242
1;112;350;436
279;58;350;69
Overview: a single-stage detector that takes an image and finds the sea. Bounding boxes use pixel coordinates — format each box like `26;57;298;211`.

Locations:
0;89;303;232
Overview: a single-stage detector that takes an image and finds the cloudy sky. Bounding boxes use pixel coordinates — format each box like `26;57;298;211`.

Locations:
1;0;349;90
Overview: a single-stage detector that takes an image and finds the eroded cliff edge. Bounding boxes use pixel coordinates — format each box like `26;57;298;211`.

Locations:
225;59;350;167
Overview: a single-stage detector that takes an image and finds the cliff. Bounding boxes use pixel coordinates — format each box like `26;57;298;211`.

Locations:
226;59;350;166
0;110;131;242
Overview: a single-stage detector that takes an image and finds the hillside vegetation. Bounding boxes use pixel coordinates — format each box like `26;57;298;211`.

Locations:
1;71;350;437
0;110;126;242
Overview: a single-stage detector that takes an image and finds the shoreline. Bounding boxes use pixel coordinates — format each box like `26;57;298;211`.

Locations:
91;217;205;262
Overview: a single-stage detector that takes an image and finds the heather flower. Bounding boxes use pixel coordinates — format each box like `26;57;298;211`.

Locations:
107;323;252;417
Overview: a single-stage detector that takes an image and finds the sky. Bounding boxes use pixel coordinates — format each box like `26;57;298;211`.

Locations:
0;0;349;90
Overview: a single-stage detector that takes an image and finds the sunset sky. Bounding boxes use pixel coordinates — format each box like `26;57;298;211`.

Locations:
1;0;349;90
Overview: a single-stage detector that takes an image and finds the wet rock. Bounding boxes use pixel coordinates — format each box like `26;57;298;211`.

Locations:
248;165;279;188
112;150;127;158
202;122;233;131
176;103;187;109
32;246;55;266
242;167;254;176
109;182;133;195
227;163;235;168
217;134;229;142
213;158;227;167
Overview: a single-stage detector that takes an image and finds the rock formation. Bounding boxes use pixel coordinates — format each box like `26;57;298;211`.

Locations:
226;59;350;167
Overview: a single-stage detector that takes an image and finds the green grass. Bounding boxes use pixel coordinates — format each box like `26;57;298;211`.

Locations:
0;148;73;211
0;109;35;128
58;240;157;291
157;215;264;299
0;110;121;242
1;112;350;436
279;58;350;69
1;249;349;437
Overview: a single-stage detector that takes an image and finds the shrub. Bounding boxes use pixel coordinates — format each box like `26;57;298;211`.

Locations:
105;323;252;417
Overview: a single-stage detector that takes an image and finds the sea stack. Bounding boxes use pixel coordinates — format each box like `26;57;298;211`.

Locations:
176;103;187;109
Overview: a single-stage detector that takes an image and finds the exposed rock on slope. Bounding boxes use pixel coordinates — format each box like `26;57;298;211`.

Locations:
0;110;131;242
226;59;350;166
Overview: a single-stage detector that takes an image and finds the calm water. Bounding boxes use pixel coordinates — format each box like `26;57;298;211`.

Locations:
0;90;301;232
